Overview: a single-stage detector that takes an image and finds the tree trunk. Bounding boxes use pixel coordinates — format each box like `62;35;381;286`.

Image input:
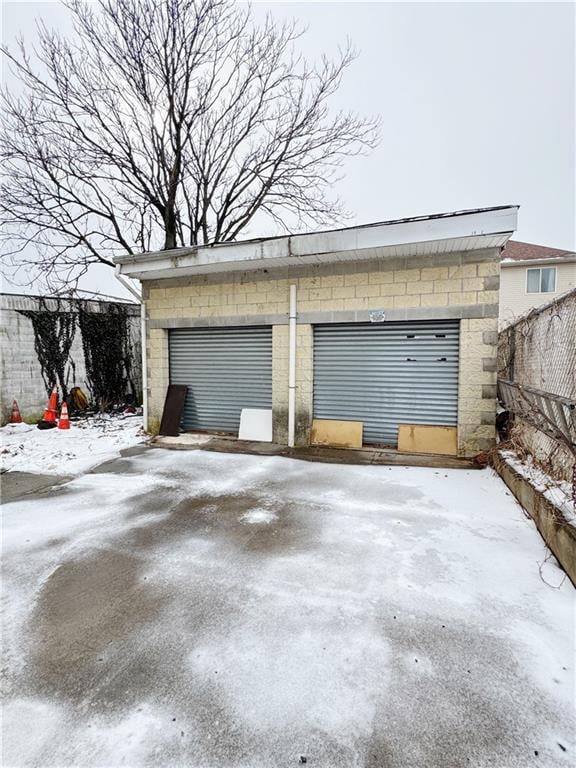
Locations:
164;206;177;250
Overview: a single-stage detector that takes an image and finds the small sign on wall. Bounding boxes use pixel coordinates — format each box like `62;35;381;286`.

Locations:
369;310;386;323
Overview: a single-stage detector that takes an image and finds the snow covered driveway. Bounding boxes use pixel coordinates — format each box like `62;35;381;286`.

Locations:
2;448;574;767
0;415;144;476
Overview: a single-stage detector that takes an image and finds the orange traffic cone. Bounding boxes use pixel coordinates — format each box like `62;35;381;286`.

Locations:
41;386;59;423
58;402;71;430
10;400;22;423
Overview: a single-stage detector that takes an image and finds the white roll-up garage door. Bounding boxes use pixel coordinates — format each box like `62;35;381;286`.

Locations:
169;326;272;433
313;320;460;445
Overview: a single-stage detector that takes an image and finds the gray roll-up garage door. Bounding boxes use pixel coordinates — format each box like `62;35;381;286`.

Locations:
169;326;272;433
313;320;459;445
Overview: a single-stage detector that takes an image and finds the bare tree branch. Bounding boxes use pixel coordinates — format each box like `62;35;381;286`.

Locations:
1;0;380;288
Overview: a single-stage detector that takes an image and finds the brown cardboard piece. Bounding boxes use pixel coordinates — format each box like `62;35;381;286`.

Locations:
311;419;363;449
397;424;458;456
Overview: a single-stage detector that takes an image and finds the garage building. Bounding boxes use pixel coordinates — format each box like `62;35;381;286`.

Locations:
115;206;518;456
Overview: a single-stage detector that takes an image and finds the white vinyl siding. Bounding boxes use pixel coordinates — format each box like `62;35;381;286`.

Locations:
499;261;576;328
526;267;556;293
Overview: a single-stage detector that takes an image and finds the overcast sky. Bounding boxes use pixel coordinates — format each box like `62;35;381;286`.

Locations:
1;1;574;298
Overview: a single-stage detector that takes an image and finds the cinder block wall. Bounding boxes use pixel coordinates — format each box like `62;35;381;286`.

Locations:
0;294;142;423
272;324;313;446
143;248;500;455
147;328;169;433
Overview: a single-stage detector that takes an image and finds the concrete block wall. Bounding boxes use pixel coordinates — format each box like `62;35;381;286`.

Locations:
143;248;501;455
147;328;169;433
272;324;313;446
458;318;500;453
0;300;77;421
145;257;499;321
0;294;142;423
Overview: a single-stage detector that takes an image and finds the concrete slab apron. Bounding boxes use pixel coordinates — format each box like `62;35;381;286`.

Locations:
0;471;73;504
1;449;574;768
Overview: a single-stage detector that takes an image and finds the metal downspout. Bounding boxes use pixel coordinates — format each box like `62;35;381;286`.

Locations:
114;266;148;430
288;284;297;447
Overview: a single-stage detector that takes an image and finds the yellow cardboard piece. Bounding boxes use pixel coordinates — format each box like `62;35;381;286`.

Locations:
311;419;363;449
397;424;458;456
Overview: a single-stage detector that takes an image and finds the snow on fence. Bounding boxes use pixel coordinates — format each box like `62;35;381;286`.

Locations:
497;288;576;510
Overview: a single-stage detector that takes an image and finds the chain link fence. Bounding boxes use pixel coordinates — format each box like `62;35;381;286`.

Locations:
499;289;576;399
497;288;576;512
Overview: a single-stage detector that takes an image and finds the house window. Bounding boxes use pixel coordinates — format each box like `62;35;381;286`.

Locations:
526;267;556;293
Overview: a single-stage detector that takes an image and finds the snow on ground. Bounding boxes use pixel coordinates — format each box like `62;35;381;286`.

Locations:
240;508;278;524
500;448;576;525
0;415;145;476
2;448;575;767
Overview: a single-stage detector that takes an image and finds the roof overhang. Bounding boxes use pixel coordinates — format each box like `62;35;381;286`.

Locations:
501;256;576;268
115;205;519;281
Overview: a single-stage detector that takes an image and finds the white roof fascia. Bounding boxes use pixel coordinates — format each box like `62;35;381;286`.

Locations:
288;206;517;257
116;206;518;280
501;256;576;268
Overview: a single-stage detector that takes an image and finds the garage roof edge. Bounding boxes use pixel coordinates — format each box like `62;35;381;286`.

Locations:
115;205;519;279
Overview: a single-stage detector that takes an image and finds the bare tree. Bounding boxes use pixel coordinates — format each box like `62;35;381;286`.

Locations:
1;0;380;287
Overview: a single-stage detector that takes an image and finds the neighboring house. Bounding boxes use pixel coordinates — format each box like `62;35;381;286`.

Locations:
116;205;519;456
499;240;576;328
0;294;142;422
